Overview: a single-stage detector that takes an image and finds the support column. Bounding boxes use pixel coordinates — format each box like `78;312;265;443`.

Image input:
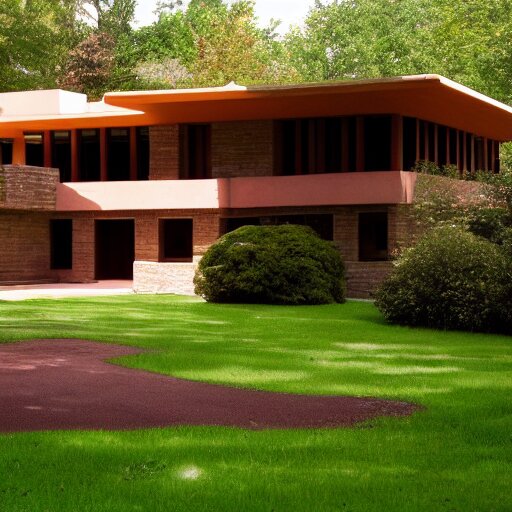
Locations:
11;135;25;165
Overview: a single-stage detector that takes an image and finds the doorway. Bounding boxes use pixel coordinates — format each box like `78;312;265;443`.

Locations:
95;220;135;279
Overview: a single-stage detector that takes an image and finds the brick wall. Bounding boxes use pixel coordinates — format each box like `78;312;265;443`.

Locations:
211;121;274;178
149;125;180;180
0;165;58;211
0;211;52;283
51;209;221;283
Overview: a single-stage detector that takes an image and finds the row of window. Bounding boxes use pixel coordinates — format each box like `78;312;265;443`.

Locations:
403;118;500;173
1;128;150;182
50;213;389;271
2;118;498;180
177;116;499;178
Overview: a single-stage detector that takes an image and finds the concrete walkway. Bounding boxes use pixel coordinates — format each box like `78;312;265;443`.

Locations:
0;280;133;301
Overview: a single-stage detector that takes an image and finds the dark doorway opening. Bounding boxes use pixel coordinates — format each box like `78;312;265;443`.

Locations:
95;220;135;279
50;219;73;269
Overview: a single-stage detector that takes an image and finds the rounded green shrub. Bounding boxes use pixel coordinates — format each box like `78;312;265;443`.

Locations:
194;224;345;305
375;226;512;333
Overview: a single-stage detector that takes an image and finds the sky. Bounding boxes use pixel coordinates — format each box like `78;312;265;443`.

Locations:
133;0;313;34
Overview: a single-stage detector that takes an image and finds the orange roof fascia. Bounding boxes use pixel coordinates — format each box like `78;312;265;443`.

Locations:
102;75;512;141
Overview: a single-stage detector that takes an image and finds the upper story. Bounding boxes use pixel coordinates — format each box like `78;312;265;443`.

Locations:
1;75;512;212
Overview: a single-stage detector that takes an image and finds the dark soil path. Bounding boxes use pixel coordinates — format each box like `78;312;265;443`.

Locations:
0;339;418;432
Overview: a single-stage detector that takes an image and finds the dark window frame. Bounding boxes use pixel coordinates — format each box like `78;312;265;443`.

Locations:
358;212;388;262
159;218;194;262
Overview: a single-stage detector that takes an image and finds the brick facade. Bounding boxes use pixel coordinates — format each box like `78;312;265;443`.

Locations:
149;125;180;180
52;210;221;286
0;211;52;283
0;165;58;211
211;121;274;178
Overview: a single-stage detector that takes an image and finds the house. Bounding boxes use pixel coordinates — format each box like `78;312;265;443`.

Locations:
1;74;511;298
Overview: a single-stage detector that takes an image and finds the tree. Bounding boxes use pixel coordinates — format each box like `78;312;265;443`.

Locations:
286;0;512;103
0;0;78;91
58;32;116;98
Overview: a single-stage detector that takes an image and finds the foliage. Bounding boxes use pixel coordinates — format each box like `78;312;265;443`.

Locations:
285;0;512;103
58;32;116;98
0;0;79;91
134;57;192;88
126;0;297;88
375;226;512;333
194;224;345;305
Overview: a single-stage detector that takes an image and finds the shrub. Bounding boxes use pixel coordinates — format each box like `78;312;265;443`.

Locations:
194;224;345;305
375;226;512;333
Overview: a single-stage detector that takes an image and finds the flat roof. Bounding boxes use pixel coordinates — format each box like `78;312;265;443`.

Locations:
1;75;512;140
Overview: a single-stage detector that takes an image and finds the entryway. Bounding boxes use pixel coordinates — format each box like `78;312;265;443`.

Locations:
95;220;135;280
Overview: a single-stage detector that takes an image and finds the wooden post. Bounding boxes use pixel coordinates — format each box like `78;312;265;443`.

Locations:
12;135;25;165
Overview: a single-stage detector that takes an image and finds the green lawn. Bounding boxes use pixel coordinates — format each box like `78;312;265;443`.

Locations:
0;295;510;511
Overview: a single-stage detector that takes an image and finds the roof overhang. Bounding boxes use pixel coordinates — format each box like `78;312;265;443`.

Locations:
1;75;512;141
104;75;512;141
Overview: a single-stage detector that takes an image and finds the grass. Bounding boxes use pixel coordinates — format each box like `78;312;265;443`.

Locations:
0;295;510;511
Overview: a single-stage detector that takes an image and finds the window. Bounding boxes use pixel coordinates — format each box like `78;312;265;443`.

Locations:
402;117;417;171
0;139;13;165
50;219;72;269
359;213;388;261
24;133;44;167
275;118;353;175
51;131;72;182
107;128;131;181
137;127;150;180
180;125;211;179
78;129;100;181
160;219;193;262
364;116;391;171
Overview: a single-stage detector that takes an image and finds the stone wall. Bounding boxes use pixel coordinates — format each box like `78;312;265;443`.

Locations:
211;121;274;178
133;259;199;295
0;165;59;211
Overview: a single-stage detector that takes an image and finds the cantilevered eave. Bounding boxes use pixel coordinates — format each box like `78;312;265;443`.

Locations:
0;101;147;135
103;75;512;141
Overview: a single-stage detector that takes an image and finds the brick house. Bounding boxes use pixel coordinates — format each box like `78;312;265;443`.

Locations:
1;74;511;297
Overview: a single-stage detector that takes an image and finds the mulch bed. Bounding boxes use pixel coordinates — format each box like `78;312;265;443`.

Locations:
0;339;419;432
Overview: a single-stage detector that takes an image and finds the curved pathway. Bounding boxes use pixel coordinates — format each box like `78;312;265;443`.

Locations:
0;339;418;432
